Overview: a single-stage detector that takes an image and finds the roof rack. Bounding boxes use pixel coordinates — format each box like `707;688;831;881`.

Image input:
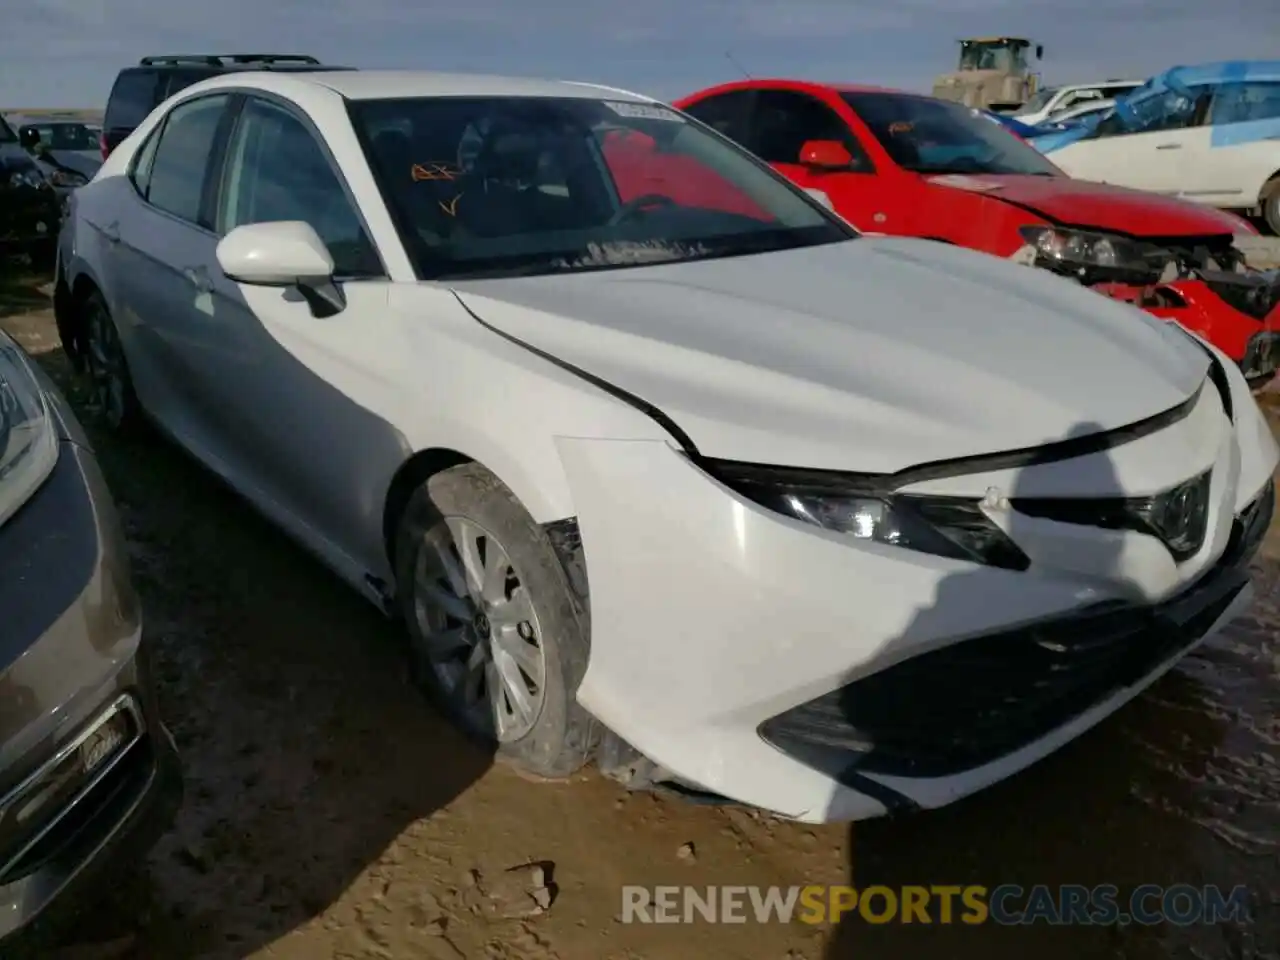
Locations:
138;54;321;67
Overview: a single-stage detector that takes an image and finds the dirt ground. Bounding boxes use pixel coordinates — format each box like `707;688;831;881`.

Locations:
2;274;1277;960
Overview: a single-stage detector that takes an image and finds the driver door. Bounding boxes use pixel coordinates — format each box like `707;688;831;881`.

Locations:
199;94;396;566
743;89;881;231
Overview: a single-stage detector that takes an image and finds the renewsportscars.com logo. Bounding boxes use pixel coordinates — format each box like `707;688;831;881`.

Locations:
620;884;1251;926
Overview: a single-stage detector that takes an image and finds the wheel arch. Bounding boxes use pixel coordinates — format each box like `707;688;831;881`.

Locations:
380;440;576;571
381;446;475;566
54;268;104;372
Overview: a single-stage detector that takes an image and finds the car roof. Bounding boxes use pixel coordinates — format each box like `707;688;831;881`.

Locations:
186;68;656;103
1150;59;1280;88
677;79;925;102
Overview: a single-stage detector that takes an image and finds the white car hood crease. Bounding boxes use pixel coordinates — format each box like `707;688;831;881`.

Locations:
452;237;1208;474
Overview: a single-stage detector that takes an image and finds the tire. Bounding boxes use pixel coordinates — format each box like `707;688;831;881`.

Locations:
394;463;598;778
1263;178;1280;237
81;289;142;432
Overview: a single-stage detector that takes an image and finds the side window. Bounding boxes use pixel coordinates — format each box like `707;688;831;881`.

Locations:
749;91;872;170
128;123;164;196
681;90;755;146
144;94;229;223
104;70;159;130
218;97;381;277
1211;82;1280;125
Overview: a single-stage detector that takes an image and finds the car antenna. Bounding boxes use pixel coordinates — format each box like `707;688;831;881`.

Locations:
725;50;752;79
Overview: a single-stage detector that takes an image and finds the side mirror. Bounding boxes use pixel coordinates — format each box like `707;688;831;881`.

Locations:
799;139;854;171
216;221;346;317
1036;45;1045;59
18;126;42;151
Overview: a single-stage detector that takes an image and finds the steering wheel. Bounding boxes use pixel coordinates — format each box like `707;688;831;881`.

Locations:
608;193;676;225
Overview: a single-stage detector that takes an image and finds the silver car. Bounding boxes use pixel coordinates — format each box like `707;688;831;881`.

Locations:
0;331;180;945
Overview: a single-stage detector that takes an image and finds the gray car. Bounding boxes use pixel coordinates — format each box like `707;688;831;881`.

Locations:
0;331;181;945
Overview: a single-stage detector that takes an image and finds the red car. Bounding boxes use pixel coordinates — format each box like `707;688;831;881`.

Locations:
674;80;1280;388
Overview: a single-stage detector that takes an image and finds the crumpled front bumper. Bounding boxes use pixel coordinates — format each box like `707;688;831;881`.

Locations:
556;373;1276;822
1090;277;1280;389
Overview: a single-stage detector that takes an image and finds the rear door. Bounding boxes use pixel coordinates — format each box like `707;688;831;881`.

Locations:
112;92;235;449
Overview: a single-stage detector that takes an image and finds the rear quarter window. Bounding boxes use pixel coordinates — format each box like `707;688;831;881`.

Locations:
105;70;160;129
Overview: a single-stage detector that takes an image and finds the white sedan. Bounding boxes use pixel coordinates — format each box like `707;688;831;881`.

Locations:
55;68;1278;822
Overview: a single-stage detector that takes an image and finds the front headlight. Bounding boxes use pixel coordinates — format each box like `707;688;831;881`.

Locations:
0;340;59;528
1018;225;1171;284
704;460;1030;570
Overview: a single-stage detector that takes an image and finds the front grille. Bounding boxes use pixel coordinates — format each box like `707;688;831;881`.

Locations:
0;696;147;885
760;492;1270;782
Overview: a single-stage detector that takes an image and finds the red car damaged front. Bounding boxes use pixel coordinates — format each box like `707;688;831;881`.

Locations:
673;81;1280;388
952;173;1280;389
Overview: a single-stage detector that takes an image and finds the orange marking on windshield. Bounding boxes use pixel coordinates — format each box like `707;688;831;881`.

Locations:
412;162;460;181
438;193;462;216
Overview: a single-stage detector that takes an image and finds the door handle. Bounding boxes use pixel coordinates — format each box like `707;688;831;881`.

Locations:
184;266;213;294
101;220;120;244
1155;143;1182;150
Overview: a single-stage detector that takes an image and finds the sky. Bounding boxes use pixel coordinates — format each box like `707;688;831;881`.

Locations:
4;0;1280;109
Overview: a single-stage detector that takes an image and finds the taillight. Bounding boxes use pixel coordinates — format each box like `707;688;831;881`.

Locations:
100;132;109;160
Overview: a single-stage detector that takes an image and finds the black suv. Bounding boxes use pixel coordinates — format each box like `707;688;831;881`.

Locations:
101;54;351;158
0;114;61;269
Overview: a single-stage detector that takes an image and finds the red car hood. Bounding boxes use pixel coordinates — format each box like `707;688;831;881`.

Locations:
926;173;1248;238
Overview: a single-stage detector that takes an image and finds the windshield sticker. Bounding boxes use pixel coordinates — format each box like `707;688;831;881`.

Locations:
603;101;685;122
927;174;1005;192
888;121;914;134
411;162;462;181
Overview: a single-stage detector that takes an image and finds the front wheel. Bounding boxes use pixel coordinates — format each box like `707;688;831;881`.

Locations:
395;463;598;778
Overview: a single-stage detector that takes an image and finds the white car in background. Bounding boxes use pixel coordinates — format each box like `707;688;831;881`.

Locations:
1010;79;1141;126
54;69;1278;822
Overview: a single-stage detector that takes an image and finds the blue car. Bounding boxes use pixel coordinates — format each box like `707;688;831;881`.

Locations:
1027;60;1280;232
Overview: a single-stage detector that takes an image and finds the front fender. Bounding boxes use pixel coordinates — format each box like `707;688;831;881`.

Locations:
386;284;679;528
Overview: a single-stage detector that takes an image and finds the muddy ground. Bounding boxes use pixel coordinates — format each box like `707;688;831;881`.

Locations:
2;275;1277;960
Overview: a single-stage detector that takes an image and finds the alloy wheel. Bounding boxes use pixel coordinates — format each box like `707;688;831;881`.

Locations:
83;300;129;428
412;516;548;742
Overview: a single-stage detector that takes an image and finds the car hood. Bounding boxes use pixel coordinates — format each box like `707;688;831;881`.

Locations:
451;237;1208;474
926;173;1246;237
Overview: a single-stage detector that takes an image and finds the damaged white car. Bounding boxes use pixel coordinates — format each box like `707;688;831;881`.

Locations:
55;69;1279;822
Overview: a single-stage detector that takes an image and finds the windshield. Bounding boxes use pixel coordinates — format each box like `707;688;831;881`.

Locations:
843;92;1062;177
352;96;852;281
958;43;1028;73
0;117;14;143
1013;87;1058;116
